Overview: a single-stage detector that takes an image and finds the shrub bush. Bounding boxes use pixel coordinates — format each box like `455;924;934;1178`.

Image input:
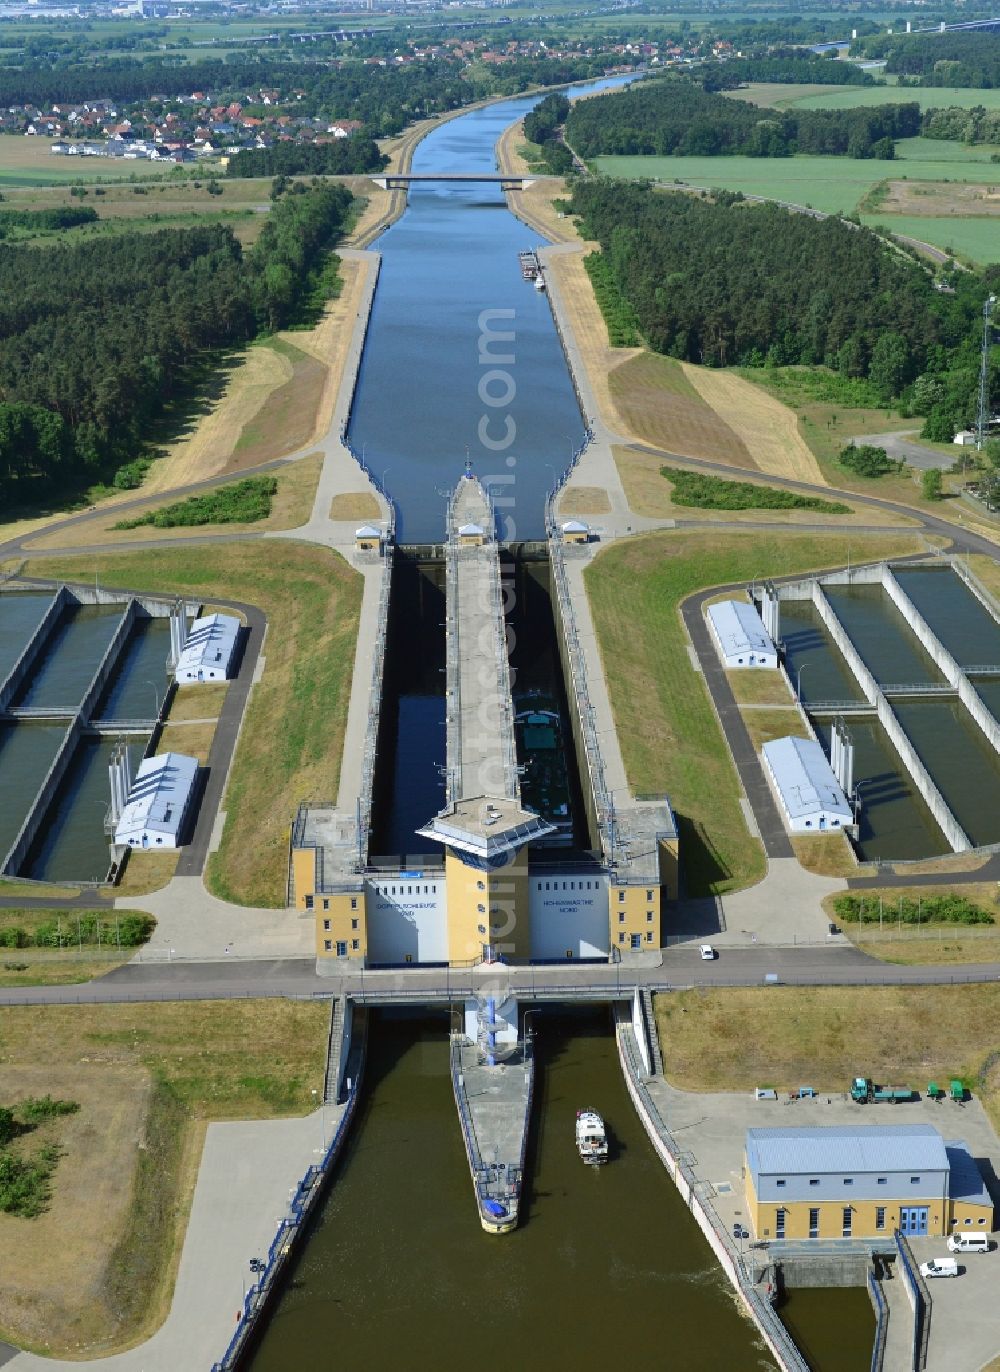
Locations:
661;467;851;513
833;893;994;925
113;476;277;530
838;443;904;478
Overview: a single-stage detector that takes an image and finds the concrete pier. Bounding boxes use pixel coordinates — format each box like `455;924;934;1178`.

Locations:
450;1004;533;1234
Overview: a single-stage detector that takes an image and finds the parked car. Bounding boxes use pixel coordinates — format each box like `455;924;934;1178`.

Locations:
948;1233;991;1254
920;1259;959;1278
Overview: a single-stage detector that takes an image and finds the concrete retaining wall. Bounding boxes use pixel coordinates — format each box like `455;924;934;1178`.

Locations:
1;716;81;876
614;1009;808;1372
813;584;970;853
0;585;68;713
79;599;139;721
776;1254;872;1288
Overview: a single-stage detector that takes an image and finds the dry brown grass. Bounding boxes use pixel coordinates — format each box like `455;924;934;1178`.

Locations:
30;542;363;908
791;832;860;877
740;706;805;752
114;850;179;897
164;682;228;723
726;669;795;706
548;247;643;424
559;485;612;515
968;556;1000;606
329;491;381;521
654;984;1000;1133
495;118;535;178
823;882;1000;964
875;179;1000;217
610;354;755;466
24;454;322;552
0;1000;327;1357
155;721;216;766
682;365;828;484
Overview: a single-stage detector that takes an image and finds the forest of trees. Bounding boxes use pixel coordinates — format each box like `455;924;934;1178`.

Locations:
921;104;1000;145
0;206;96;237
522;91;574;174
0;181;352;506
226;137;386;179
567;179;993;432
852;31;1000;87
565;79;920;158
701;52;875;91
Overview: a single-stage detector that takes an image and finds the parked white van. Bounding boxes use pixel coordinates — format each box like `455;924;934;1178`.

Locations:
948;1233;991;1254
920;1258;959;1279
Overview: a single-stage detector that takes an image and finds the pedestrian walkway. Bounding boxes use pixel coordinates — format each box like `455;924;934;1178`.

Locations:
3;1108;336;1372
119;875;313;960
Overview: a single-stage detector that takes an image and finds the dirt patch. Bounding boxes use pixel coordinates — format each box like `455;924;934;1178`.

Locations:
682;365;828;484
329;491;381;521
726;669;796;706
0;1064;153;1354
229;340;325;470
610;353;756;467
871;179;1000;217
559;485;612;515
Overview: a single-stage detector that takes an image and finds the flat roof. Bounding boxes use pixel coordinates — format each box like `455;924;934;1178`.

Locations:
707;599;775;658
762;736;852;822
747;1125;949;1180
947;1141;991;1207
175;612;239;675
417;794;555;861
115;751;198;842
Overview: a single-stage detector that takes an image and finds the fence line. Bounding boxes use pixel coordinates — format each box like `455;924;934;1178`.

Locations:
868;1268;888;1372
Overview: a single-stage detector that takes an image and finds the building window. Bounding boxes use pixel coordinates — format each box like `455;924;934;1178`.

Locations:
618;891;625;903
645;932;653;942
646;890;653;901
323;939;332;952
910;1177;921;1185
351;919;359;930
323;919;331;932
876;1208;886;1231
877;1178;887;1186
478;880;485;890
351;939;360;951
305;895;314;911
322;899;330;911
775;1209;786;1239
842;1208;852;1238
776;1180;786;1189
336;941;347;957
809;1208;819;1239
619;913;625;924
843;1178;853;1186
809;1179;819;1187
619;933;626;944
647;911;654;922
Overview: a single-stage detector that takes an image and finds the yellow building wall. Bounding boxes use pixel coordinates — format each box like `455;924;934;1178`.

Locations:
658;838;679;903
445;849;530;962
315;889;367;961
951;1199;994;1230
293;848;317;914
609;882;661;952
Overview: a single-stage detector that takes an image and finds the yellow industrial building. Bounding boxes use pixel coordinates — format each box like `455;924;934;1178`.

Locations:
745;1125;994;1241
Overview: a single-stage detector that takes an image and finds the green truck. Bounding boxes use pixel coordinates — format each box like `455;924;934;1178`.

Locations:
850;1077;913;1105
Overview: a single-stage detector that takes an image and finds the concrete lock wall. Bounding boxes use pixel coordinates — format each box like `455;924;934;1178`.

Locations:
811;584;879;704
1;716;83;876
528;872;609;959
775;1254;873;1289
364;876;448;965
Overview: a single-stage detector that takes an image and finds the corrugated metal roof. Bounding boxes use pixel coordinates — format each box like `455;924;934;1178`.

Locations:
175;612;239;676
762;736;852;821
114;751;198;842
707;599;775;659
946;1140;991;1206
746;1125;948;1180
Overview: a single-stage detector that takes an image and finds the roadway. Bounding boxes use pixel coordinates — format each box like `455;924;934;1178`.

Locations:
0;945;996;1007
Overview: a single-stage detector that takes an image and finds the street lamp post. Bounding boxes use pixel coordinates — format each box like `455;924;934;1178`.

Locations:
795;664;809;703
145;680;161;719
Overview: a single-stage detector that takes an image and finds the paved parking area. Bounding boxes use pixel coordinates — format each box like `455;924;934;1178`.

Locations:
908;1232;1000;1372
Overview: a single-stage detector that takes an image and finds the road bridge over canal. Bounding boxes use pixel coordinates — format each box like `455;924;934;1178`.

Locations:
371;172;543;190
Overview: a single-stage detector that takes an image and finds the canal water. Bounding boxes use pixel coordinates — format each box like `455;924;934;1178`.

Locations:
892;698;1000;848
95;616;172;721
0;722;65;861
0;590;53;682
892;566;1000;669
823;585;942;688
12;602;122;710
246;1009;777;1372
347;77;631;544
778;1288;875;1372
779;601;865;705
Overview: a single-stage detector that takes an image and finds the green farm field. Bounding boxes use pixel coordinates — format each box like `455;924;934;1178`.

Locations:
862;214;1000;264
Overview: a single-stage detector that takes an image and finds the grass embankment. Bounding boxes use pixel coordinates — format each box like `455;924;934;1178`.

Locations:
609;353;756;467
24;455;320;552
824;882;1000;964
654;984;1000;1135
585;528;924;896
661;466;849;513
29;543;363;907
0;1000;327;1357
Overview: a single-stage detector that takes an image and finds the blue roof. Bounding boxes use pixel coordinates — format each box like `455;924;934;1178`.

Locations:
747;1125;948;1181
947;1141;991;1207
